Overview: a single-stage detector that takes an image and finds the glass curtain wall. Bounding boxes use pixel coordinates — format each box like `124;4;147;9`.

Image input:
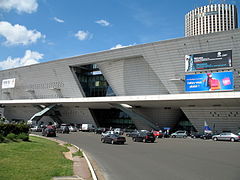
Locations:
72;64;115;97
90;108;136;129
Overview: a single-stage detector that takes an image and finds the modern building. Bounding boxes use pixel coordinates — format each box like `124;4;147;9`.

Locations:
0;28;240;134
185;4;238;36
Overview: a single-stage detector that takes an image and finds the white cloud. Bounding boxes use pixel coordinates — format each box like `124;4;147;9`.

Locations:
111;43;136;50
53;17;64;23
75;30;91;41
0;0;38;14
0;50;43;70
95;19;110;27
0;21;44;46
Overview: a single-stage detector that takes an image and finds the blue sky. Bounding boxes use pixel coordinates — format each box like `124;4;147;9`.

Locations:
0;0;239;70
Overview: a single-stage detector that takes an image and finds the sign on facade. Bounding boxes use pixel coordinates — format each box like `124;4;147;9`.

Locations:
185;50;232;72
185;72;234;92
2;78;16;89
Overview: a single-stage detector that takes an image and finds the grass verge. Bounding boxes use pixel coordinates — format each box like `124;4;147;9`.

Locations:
72;150;83;157
0;136;73;180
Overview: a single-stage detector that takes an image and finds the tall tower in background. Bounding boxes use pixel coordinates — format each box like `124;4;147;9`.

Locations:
185;3;238;37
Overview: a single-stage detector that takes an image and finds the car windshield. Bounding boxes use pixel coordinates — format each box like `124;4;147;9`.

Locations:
111;134;120;138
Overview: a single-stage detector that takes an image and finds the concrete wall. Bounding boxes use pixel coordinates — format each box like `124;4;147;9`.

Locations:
0;29;240;130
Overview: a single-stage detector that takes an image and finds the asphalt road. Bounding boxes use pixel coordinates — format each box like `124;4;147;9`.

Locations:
46;132;240;180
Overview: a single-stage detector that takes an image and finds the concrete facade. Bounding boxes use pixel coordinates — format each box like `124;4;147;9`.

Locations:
1;29;240;132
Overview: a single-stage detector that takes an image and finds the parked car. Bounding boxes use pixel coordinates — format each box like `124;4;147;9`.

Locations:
30;125;42;132
42;126;56;137
170;130;188;138
126;130;139;137
57;124;70;134
153;131;164;138
132;132;155;143
114;128;124;135
101;130;115;137
69;125;77;132
191;132;213;140
95;128;106;134
212;132;240;142
201;133;213;140
101;134;126;144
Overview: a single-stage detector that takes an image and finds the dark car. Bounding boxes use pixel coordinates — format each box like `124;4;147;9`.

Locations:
42;126;56;137
57;124;70;134
200;133;213;140
101;134;126;144
126;130;139;137
132;132;155;143
191;133;213;140
95;128;106;134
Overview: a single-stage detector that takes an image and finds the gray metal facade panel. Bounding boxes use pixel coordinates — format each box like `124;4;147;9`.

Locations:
182;107;240;133
134;108;181;128
1;29;240;128
58;106;96;125
0;62;84;99
4;106;38;121
1;29;239;99
123;57;168;95
97;60;125;96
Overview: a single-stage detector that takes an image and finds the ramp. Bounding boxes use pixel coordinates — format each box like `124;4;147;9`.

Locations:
28;104;58;124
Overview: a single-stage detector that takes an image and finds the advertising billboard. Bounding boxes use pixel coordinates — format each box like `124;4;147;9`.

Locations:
185;72;234;92
185;50;232;72
2;78;16;89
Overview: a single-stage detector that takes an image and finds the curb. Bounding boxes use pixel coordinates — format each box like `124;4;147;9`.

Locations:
30;134;98;180
71;144;98;180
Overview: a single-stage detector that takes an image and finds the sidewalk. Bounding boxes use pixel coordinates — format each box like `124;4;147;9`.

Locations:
30;134;95;180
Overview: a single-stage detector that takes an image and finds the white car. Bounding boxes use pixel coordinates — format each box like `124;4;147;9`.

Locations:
30;126;42;132
212;132;240;142
69;126;77;132
114;128;124;135
101;131;115;137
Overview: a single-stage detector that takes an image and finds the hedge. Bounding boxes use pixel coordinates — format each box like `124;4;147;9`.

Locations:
0;123;29;137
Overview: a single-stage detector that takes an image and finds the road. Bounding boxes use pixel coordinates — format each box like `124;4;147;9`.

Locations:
48;132;240;180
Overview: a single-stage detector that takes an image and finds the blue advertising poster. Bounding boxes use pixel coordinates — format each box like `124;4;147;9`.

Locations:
185;72;234;92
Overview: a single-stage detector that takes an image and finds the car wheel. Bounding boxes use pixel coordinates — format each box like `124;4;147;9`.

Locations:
101;138;105;143
213;137;218;141
111;140;114;145
230;138;235;142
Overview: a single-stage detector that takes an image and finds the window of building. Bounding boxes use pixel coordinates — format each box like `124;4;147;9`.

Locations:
71;64;116;97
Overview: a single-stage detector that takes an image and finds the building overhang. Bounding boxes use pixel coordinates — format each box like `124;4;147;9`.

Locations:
1;91;240;108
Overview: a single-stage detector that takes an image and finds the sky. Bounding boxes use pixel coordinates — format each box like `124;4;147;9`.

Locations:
0;0;239;70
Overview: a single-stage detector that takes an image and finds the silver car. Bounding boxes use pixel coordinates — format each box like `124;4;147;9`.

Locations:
170;130;188;138
212;132;240;142
69;126;77;132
